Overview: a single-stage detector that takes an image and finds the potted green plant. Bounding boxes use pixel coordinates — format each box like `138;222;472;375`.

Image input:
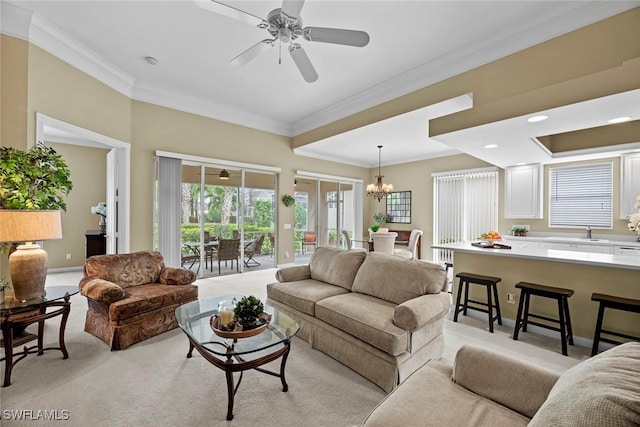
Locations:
0;143;73;211
281;194;295;207
233;295;265;329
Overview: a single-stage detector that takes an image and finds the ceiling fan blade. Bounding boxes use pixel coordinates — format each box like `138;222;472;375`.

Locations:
281;0;305;20
289;43;318;83
194;0;268;28
303;27;370;47
230;39;275;66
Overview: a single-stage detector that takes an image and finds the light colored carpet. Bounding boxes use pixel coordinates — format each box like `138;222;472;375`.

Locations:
0;269;591;426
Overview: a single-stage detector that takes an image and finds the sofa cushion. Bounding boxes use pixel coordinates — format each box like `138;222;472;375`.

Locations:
159;267;196;285
84;251;165;289
80;279;126;304
529;342;640;427
309;247;367;290
362;360;530;427
316;293;408;356
108;283;199;321
266;279;349;316
352;253;447;304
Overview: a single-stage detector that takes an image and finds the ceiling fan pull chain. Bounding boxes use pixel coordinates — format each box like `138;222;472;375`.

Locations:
279;39;282;65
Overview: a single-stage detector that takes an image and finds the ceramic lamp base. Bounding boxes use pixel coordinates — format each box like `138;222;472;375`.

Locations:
9;243;48;301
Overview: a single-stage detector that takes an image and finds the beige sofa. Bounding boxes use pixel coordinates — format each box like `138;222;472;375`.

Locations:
363;342;640;426
267;247;450;392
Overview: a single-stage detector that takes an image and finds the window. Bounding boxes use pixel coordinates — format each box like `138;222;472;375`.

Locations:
549;162;612;229
432;167;499;263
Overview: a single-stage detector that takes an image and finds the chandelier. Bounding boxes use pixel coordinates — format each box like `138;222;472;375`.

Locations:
367;145;393;202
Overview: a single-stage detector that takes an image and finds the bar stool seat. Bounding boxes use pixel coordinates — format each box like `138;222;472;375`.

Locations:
513;282;574;356
591;293;640;356
453;272;502;333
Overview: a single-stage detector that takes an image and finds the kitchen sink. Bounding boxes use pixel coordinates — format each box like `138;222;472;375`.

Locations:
542;236;609;243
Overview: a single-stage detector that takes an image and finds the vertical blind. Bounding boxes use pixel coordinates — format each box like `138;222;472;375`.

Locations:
157;156;183;267
549;162;613;228
433;168;499;263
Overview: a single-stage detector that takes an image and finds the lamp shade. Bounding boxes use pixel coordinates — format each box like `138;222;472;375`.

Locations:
0;210;62;243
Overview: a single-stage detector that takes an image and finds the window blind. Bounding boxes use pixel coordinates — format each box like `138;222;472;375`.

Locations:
549;162;612;228
433;168;498;263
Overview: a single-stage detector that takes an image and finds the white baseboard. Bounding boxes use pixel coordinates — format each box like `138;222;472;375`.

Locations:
48;266;83;273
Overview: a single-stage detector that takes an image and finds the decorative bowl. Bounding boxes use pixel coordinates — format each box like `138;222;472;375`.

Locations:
210;312;272;339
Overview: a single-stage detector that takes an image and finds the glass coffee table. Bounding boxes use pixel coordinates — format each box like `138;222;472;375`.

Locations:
176;295;299;421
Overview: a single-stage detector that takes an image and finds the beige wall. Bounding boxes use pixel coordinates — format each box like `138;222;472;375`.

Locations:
45;142;108;269
1;35;29;148
131;101;369;263
369;154;491;260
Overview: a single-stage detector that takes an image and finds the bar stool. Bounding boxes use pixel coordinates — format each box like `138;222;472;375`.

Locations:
453;272;502;333
591;293;640;356
513;282;574;356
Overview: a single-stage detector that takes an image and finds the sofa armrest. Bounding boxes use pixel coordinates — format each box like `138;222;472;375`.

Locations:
160;267;196;285
453;345;559;419
275;265;311;282
80;279;126;304
393;292;450;330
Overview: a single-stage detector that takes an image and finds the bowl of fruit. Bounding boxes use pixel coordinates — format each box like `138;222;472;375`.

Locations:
480;231;502;244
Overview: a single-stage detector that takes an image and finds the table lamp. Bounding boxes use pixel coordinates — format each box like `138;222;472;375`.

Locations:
0;210;62;301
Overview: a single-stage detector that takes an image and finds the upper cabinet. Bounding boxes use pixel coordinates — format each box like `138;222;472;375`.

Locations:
504;164;543;218
620;153;640;219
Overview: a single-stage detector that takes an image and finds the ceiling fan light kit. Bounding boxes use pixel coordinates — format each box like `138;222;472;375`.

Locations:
200;0;370;82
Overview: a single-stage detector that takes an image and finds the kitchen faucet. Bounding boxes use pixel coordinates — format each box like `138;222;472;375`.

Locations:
586;226;592;239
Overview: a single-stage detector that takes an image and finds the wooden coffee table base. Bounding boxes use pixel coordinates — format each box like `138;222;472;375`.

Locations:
185;337;291;421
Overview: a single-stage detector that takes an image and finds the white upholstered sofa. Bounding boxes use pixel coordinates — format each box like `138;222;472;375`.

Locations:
267;246;450;392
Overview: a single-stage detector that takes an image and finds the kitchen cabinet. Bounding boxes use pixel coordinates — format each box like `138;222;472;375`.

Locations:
621;153;640;219
539;241;612;254
504;164;542;219
614;246;640;256
577;244;612;254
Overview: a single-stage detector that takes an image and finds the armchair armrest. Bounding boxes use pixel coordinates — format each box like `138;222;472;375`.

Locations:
80;279;126;304
160;267;196;285
453;345;559;418
275;265;311;282
393;292;450;330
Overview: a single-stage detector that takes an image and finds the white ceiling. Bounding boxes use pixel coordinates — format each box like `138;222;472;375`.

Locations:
4;0;639;168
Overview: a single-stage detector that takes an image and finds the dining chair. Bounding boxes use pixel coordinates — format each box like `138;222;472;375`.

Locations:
244;234;265;267
342;230;367;251
372;232;398;255
302;231;316;254
394;229;423;259
210;239;240;274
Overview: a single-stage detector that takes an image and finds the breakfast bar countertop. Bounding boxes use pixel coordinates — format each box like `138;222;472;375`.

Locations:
431;241;640;271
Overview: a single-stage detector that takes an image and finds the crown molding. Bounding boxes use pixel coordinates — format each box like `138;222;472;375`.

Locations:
132;85;292;137
0;1;32;39
290;1;640;136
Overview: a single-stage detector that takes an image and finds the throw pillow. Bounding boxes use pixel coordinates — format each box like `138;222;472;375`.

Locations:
80;279;125;304
529;342;640;427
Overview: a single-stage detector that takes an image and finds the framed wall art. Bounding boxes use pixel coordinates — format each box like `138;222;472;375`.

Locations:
386;191;411;223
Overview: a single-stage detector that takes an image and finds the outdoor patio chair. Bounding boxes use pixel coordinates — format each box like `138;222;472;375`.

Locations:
210;239;240;274
244;234;265;267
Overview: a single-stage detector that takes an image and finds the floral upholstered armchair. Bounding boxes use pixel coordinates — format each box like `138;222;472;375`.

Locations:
79;251;198;350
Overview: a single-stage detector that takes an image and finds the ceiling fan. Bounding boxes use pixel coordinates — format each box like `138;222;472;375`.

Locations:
196;0;370;82
200;169;238;179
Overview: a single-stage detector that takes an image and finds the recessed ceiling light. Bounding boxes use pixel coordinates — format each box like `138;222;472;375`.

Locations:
484;144;498;149
527;115;548;123
607;116;631;124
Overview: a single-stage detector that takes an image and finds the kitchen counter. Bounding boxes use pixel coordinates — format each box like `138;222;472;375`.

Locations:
432;241;640;270
502;235;640;248
432;241;640;344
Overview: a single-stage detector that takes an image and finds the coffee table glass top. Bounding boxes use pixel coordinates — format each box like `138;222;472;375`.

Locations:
0;286;79;310
175;295;299;357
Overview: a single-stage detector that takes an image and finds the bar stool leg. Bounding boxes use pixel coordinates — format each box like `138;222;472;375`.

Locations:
563;296;574;345
463;279;470;316
591;303;606;356
557;297;568;356
453;279;465;323
492;283;502;325
486;284;494;333
513;291;526;340
522;292;531;332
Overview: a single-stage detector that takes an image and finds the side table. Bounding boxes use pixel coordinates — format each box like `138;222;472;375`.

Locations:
0;286;79;387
